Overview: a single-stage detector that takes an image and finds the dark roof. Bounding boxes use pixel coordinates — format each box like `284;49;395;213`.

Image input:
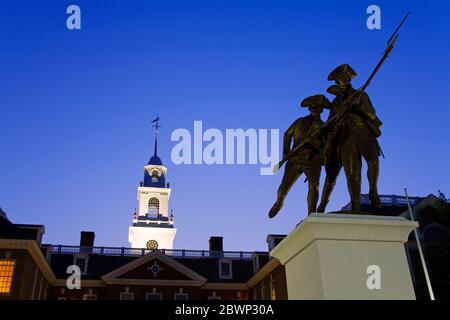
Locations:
0;207;8;220
177;258;254;283
48;251;255;283
50;254;136;279
400;194;450;227
0;215;44;241
148;136;163;165
143;135;166;187
148;155;163;165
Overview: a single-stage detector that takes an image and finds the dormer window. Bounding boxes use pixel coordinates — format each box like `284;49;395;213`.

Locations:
75;258;86;273
218;259;233;279
73;254;89;275
148;197;160;217
151;170;159;183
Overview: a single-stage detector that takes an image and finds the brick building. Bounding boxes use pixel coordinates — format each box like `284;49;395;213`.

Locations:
1;193;449;300
0;210;55;299
0;209;282;300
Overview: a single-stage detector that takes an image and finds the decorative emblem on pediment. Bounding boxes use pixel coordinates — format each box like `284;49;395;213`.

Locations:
147;261;163;278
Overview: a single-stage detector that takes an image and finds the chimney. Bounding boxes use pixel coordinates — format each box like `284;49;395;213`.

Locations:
80;231;95;247
209;236;223;252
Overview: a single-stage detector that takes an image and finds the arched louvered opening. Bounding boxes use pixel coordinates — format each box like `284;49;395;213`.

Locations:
148;197;160;217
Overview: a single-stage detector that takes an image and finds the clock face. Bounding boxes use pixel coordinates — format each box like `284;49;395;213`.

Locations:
146;240;159;250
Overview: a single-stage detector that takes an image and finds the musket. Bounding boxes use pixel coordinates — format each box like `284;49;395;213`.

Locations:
273;12;410;174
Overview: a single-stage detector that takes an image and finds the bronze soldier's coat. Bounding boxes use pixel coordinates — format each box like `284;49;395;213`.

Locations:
327;84;381;158
284;115;324;165
274;115;323;215
269;94;328;218
317;65;382;212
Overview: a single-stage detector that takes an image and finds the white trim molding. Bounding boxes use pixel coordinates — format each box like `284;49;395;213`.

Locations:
103;278;204;287
0;239;56;284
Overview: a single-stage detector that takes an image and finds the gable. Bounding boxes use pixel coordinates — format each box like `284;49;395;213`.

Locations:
101;250;206;283
119;258;191;280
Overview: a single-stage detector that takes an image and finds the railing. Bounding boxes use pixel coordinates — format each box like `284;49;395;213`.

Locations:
49;245;254;260
364;194;423;206
341;194;424;211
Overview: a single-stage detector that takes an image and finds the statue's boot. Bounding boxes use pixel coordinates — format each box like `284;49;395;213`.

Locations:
369;190;382;208
351;200;361;212
268;200;283;219
316;201;328;213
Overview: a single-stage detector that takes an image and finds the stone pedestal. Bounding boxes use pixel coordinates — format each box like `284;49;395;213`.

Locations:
270;213;418;300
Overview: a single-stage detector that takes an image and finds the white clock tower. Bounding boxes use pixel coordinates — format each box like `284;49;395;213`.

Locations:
128;116;177;250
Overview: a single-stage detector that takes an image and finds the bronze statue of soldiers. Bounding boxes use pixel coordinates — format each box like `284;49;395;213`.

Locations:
269;94;330;218
317;64;382;212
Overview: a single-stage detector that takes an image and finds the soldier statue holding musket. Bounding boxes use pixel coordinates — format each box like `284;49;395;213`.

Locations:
268;94;330;218
269;13;409;216
317;64;382;212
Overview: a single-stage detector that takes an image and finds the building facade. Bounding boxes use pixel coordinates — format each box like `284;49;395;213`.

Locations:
0;213;55;300
45;235;254;300
1;193;449;300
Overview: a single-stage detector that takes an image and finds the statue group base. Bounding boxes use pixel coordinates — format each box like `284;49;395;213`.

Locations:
270;213;418;300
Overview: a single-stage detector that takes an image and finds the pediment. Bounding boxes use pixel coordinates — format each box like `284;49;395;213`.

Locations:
101;250;206;283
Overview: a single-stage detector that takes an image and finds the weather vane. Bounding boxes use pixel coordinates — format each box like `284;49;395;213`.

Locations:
151;114;161;132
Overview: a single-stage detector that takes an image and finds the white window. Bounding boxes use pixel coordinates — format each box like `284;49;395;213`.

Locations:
208;291;221;300
83;289;97;300
174;293;188;300
148;197;160;217
218;260;232;279
146;293;163;300
120;292;134;300
73;254;89;275
75;258;87;274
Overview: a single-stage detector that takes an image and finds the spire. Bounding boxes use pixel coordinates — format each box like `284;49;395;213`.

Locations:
147;115;163;166
151;114;161;157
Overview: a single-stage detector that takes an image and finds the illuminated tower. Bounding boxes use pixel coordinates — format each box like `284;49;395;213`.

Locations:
128;116;176;249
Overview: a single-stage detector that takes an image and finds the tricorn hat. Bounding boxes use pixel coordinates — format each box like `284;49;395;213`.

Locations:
326;84;342;96
327;64;357;81
301;94;330;109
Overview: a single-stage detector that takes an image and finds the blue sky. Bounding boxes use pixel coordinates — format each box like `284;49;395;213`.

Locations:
1;0;449;251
